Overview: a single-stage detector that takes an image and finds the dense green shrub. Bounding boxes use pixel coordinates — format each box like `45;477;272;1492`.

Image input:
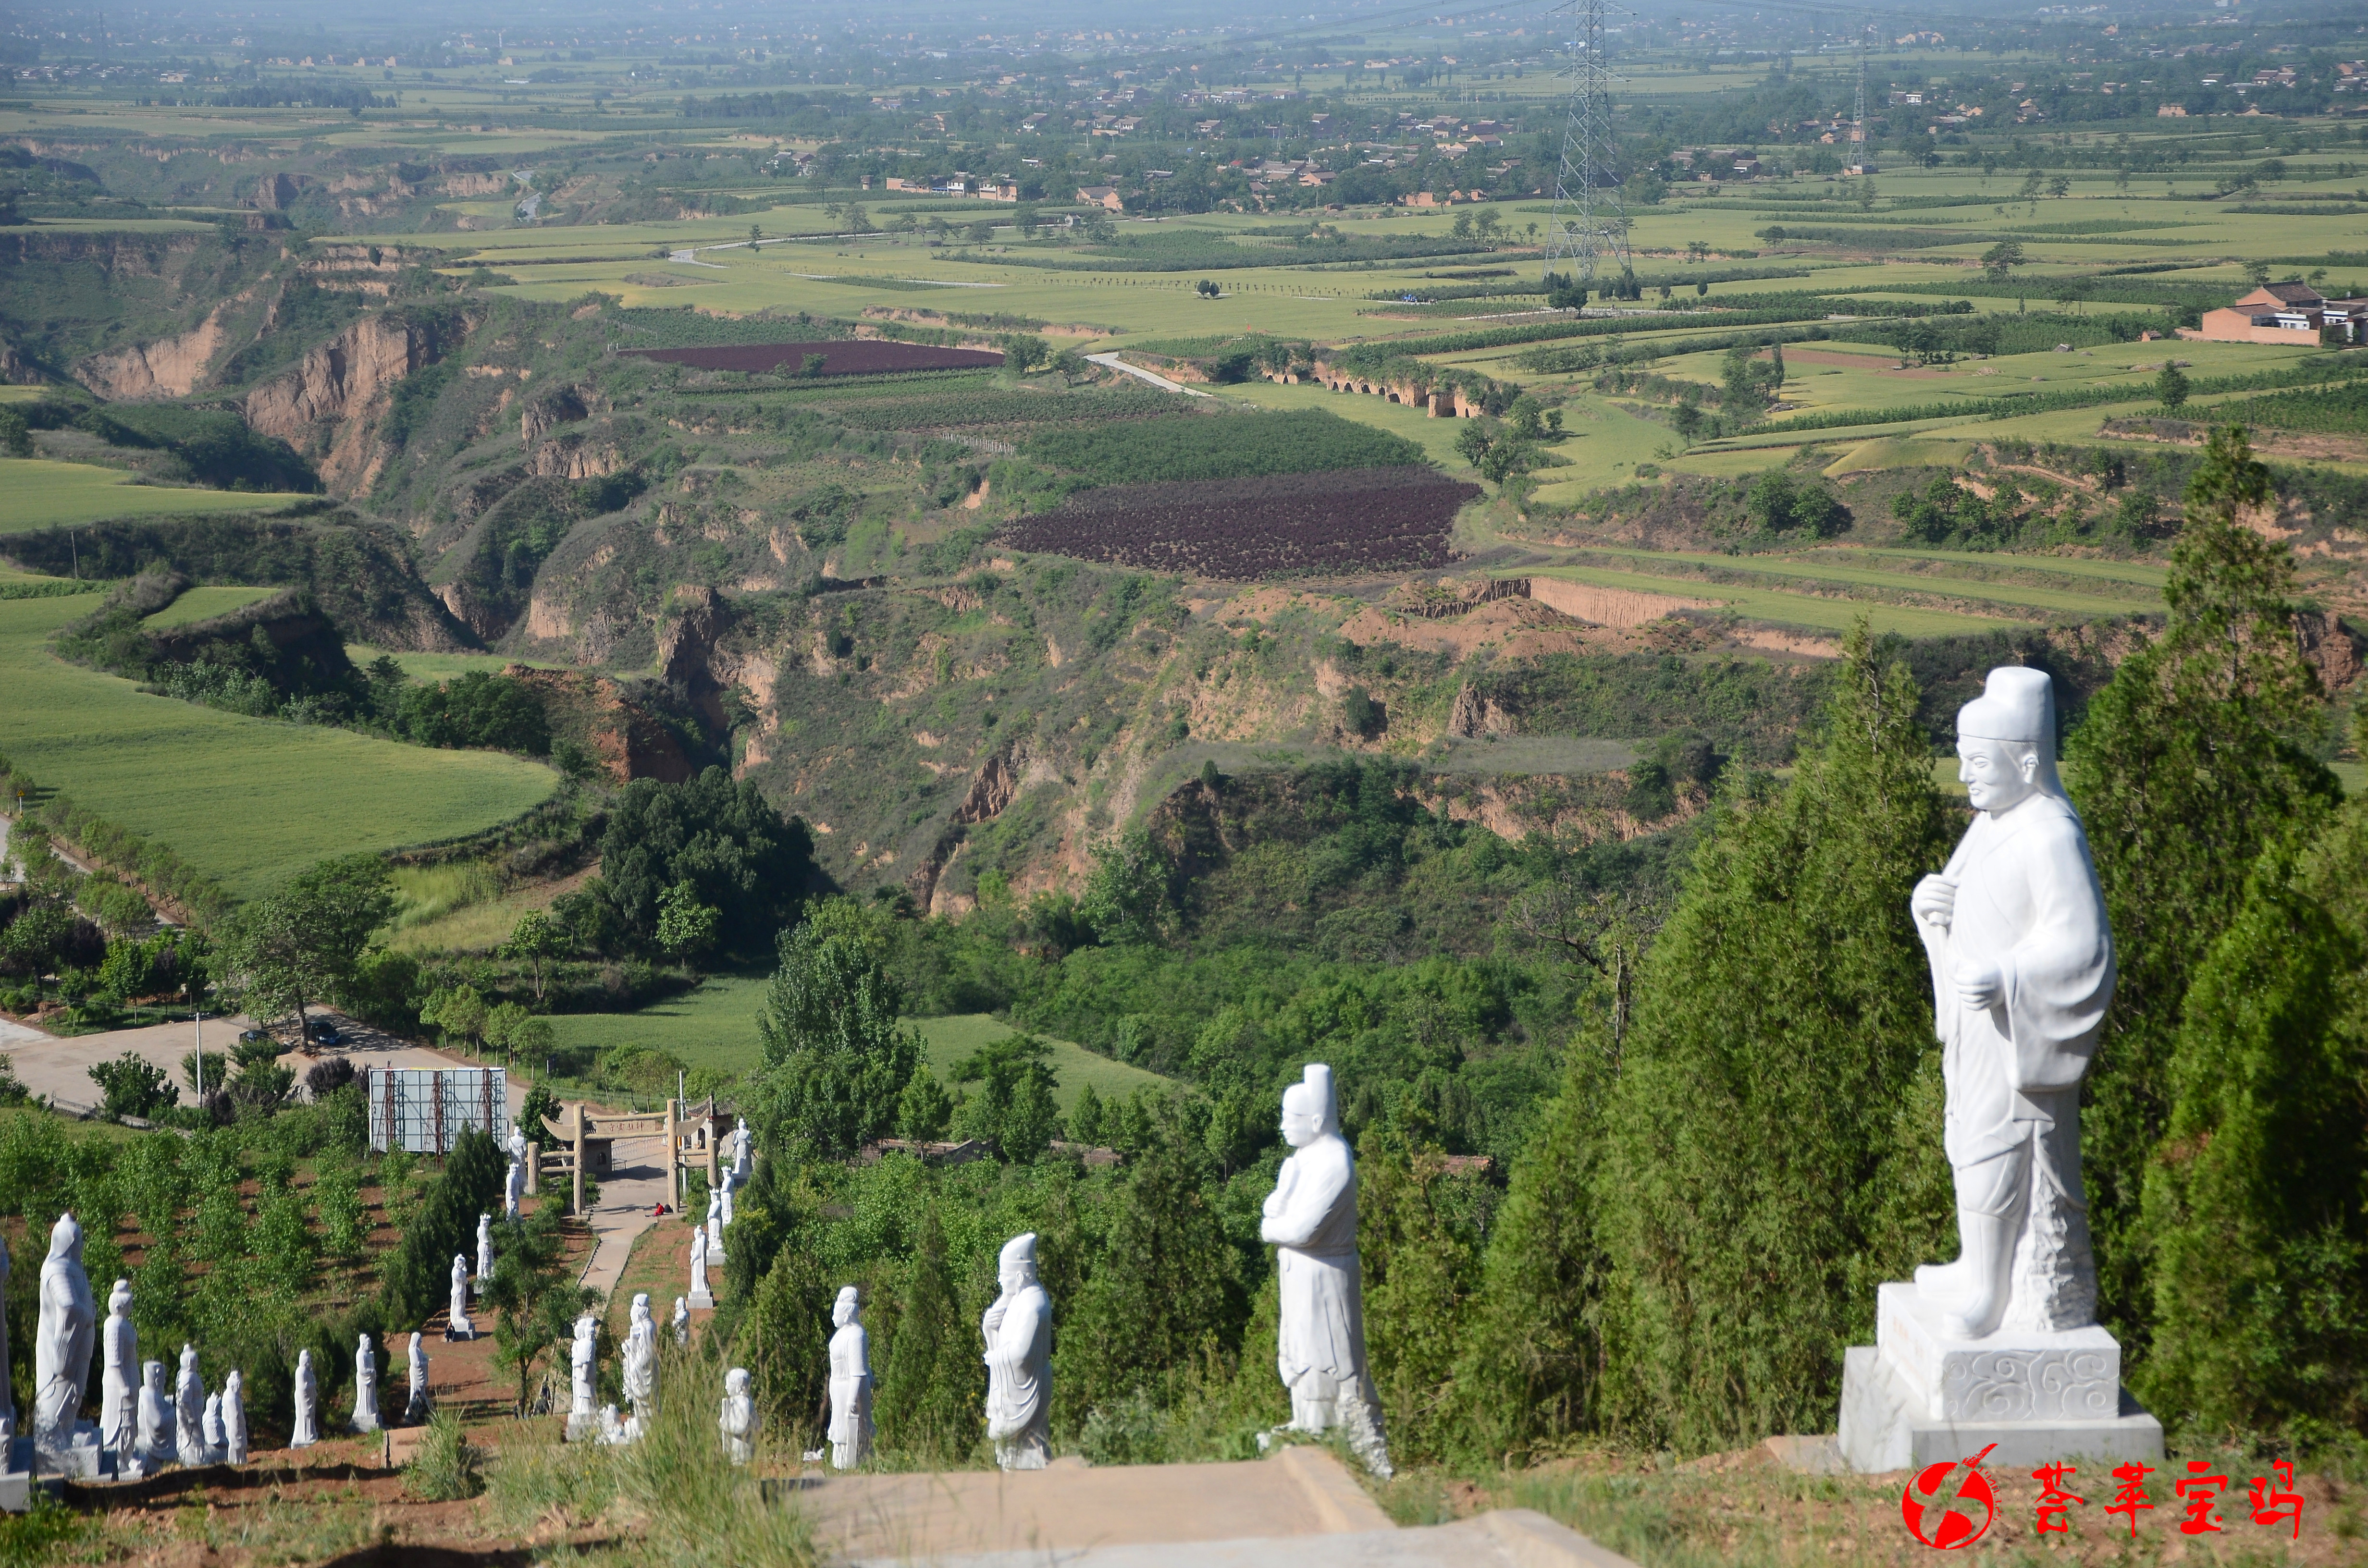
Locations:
1020;409;1426;485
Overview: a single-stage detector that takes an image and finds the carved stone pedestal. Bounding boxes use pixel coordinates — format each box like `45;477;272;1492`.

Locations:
1839;1283;2162;1472
687;1287;715;1310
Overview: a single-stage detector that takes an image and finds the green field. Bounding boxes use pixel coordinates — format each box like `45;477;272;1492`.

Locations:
347;643;570;682
1567;545;2163;617
1524;562;2020;638
543;978;1172;1113
141;586;275;628
0;594;558;899
0;460;309;531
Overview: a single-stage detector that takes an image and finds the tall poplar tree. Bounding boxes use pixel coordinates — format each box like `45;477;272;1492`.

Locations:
2063;425;2338;1350
1594;627;1950;1451
752;898;922;1158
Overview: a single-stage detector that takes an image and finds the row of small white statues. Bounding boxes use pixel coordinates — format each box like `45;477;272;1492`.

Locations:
568;1070;1389;1479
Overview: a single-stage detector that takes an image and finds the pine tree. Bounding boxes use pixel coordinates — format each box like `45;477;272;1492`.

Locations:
1594;625;1950;1450
2064;424;2338;1350
2141;792;2368;1437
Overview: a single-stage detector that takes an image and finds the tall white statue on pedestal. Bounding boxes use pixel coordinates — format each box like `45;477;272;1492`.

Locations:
350;1333;380;1433
718;1367;755;1465
290;1350;319;1448
173;1345;205;1465
505;1158;525;1220
447;1255;476;1340
566;1313;597;1442
688;1225;713;1309
826;1286;873;1470
476;1213;494;1285
99;1280;135;1462
731;1116;752;1179
704;1188;725;1264
1260;1064;1390;1478
221;1369;247;1464
1839;667;2161;1472
621;1293;657;1438
718;1167;738;1230
404;1333;431;1425
32;1214;98;1464
133;1362;170;1472
981;1233;1051;1471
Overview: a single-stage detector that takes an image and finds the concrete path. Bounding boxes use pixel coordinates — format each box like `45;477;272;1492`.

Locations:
1084;353;1212;399
899;1510;1636;1568
574;1131;669;1301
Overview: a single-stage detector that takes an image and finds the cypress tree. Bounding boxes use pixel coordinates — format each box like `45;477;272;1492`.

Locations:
1359;1138;1487;1464
874;1205;981;1463
753;898;922;1158
2063;425;2338;1349
2141;793;2368;1437
1594;626;1950;1451
1447;1041;1612;1462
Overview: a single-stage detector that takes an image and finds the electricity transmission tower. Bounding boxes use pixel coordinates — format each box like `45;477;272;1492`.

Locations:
1847;24;1874;175
1542;0;1626;284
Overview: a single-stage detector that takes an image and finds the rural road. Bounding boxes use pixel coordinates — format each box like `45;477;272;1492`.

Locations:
1085;352;1212;398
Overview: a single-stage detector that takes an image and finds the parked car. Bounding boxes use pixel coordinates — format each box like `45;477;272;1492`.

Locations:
305;1018;341;1046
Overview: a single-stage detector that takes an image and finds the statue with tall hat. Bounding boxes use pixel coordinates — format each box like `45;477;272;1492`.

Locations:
350;1332;380;1433
1260;1064;1390;1478
99;1279;135;1461
404;1333;432;1425
1839;666;2160;1473
221;1369;247;1465
32;1213;98;1461
290;1350;319;1448
1908;666;2115;1340
621;1293;657;1438
448;1254;476;1340
980;1233;1051;1471
717;1367;755;1465
173;1345;205;1466
566;1312;598;1442
826;1285;873;1470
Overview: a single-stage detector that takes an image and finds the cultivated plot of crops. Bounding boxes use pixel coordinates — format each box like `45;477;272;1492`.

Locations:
0;595;559;899
0;460;309;533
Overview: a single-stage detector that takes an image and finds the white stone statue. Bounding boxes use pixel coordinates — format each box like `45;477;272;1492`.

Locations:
476;1213;494;1284
1260;1064;1390;1477
827;1285;874;1470
704;1188;725;1264
621;1293;656;1438
350;1333;380;1433
173;1344;205;1466
566;1313;597;1442
1840;667;2159;1474
201;1393;225;1464
505;1158;525;1221
688;1225;713;1309
1908;667;2117;1338
672;1297;689;1347
731;1116;752;1178
981;1234;1051;1471
404;1333;431;1425
718;1367;755;1465
719;1167;737;1230
221;1369;246;1465
509;1123;528;1167
99;1279;134;1461
32;1213;97;1460
448;1254;475;1340
291;1350;319;1448
133;1361;171;1472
